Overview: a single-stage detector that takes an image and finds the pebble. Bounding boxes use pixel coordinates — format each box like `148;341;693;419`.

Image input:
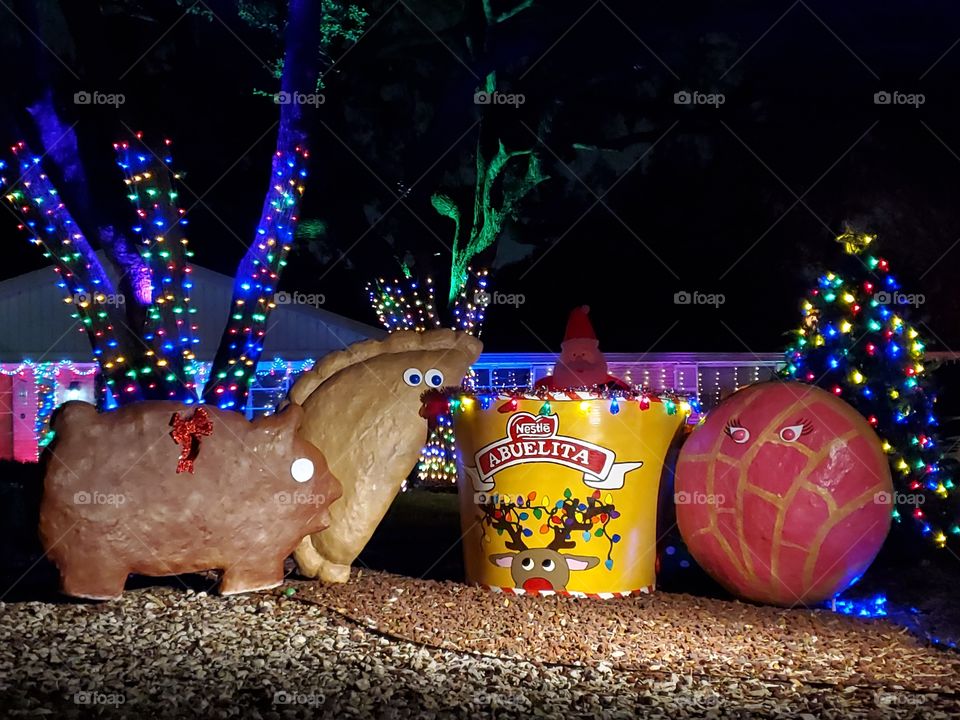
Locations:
0;572;958;719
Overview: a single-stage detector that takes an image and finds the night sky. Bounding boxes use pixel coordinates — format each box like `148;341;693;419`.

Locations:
3;0;960;355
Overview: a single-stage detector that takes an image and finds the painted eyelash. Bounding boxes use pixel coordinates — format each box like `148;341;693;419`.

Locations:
794;418;814;435
724;418;743;436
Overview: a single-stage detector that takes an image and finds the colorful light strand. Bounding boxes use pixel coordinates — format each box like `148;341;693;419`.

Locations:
451;267;489;336
203;145;309;409
366;276;440;332
114;133;199;399
1;143;139;405
0;361;99;456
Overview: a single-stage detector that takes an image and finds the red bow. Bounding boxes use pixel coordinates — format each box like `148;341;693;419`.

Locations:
170;407;214;474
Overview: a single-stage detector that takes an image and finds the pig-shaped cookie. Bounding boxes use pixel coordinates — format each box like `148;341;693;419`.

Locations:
39;401;340;600
288;329;482;582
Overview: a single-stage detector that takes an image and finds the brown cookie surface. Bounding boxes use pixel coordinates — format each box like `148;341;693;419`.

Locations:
39;401;340;600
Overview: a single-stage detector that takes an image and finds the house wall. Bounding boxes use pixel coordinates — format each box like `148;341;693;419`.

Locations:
0;375;12;459
11;373;36;463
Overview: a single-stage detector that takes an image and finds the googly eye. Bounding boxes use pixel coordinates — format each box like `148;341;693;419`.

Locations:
290;457;314;483
520;557;534;570
541;558;556;571
402;368;422;386
425;368;445;387
779;424;808;442
725;426;750;444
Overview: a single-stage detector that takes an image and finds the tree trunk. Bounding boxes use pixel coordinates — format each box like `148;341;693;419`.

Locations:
203;0;325;409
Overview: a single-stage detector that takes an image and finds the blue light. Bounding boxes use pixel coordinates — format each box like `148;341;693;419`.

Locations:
830;593;888;618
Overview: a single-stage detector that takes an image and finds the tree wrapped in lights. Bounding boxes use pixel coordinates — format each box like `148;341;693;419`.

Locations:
373;0;547;487
783;228;958;547
368;267;489;488
2;0;363;412
113;135;200;397
366;275;440;333
1;145;146;406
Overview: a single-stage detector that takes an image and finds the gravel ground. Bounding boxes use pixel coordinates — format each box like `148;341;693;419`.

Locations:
1;571;959;719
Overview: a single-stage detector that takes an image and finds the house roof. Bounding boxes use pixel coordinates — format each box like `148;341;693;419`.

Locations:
0;253;384;363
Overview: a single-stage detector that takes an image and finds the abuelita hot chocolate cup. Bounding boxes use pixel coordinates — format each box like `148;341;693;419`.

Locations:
450;391;687;596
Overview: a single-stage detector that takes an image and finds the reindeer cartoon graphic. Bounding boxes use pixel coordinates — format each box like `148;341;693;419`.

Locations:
480;491;618;593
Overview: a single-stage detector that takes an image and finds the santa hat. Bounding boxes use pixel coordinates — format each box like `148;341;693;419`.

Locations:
563;305;597;343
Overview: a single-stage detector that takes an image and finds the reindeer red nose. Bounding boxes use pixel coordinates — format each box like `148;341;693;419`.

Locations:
522;577;554;593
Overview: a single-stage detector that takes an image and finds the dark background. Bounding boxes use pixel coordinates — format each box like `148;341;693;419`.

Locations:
2;0;959;355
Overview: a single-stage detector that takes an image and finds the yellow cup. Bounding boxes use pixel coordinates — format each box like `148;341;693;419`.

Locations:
451;392;687;597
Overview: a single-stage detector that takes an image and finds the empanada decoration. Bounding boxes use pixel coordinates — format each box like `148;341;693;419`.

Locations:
289;329;482;582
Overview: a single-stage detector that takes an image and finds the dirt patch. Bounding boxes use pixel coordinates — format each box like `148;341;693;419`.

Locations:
286;569;960;694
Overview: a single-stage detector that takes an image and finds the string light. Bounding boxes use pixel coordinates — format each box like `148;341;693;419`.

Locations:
1;143;137;405
367;276;440;332
114;134;199;399
1;361;99;457
371;268;490;487
451;267;489;336
203;145;310;409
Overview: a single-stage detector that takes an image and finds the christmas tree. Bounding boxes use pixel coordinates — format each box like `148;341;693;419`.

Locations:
783;228;958;548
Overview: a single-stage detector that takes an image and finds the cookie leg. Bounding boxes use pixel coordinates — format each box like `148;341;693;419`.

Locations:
220;562;284;595
59;557;129;601
314;558;352;583
293;536;352;583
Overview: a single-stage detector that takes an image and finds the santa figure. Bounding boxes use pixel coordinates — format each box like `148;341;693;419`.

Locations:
535;306;630;391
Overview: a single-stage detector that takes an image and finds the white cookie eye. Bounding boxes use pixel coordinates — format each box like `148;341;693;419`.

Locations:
725;425;750;444
403;368;422;386
291;457;314;483
425;368;444;387
520;557;534;570
541;558;556;572
779;423;809;443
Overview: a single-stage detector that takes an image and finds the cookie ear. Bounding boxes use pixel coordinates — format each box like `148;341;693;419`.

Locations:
51;401;98;432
